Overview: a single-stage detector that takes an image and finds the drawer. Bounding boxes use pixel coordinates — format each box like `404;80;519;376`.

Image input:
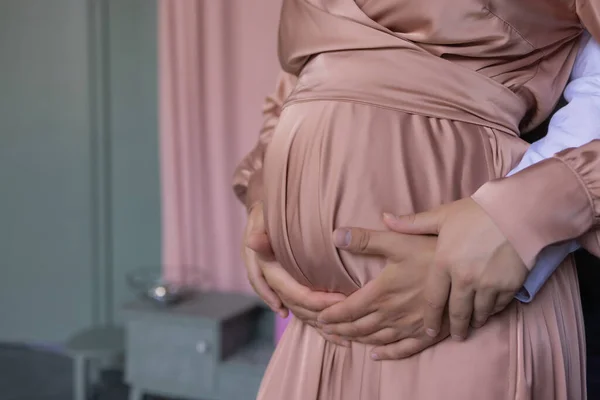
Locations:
125;319;217;397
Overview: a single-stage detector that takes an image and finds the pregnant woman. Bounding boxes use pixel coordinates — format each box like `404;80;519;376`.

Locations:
233;0;600;399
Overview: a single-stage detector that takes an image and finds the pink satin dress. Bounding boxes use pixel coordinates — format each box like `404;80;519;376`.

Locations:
233;0;600;399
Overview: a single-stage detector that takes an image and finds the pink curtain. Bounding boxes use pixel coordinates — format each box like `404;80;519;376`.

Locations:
158;0;289;339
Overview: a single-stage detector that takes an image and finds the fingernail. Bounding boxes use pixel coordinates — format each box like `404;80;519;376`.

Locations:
322;327;332;334
341;340;351;347
426;328;438;338
452;334;464;341
383;212;397;221
334;229;351;248
371;353;380;360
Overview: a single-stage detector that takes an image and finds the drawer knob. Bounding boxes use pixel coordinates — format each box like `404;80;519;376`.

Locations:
195;341;209;354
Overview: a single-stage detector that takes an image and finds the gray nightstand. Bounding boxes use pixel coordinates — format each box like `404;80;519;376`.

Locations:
123;292;274;400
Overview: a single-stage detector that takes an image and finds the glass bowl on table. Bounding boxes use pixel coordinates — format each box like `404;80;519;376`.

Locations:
126;267;198;306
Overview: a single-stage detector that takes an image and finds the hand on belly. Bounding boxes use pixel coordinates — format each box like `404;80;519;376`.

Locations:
382;198;527;341
244;202;349;346
317;200;527;360
317;226;451;360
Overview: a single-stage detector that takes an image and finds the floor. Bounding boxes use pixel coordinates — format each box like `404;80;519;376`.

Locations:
0;342;171;400
4;328;600;400
2;251;600;400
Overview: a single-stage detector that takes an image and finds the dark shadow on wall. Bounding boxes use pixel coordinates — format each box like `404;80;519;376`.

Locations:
576;250;600;398
524;97;600;397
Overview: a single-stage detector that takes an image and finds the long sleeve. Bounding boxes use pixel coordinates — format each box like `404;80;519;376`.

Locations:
579;0;600;43
473;139;600;267
232;71;297;210
472;19;600;272
506;32;600;301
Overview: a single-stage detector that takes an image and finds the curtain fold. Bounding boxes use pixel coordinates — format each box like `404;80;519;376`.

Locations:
159;0;243;291
158;0;282;296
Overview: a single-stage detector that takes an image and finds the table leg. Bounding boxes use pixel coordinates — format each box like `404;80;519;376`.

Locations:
88;359;100;386
73;356;88;400
129;387;144;400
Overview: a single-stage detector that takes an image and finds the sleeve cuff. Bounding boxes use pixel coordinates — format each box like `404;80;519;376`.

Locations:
472;157;594;269
580;230;600;257
556;144;600;221
244;168;264;212
515;240;580;303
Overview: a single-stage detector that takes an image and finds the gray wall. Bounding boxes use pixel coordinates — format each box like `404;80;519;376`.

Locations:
0;0;161;343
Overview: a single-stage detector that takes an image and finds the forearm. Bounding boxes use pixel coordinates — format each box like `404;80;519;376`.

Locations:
501;32;600;301
233;71;298;211
474;140;600;270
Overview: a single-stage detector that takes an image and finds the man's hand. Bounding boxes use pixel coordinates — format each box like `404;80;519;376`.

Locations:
317;227;449;360
384;198;527;341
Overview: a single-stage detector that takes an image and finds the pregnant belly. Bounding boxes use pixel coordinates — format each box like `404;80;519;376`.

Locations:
262;100;525;295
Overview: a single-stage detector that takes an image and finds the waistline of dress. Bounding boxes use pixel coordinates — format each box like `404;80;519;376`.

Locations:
283;49;527;136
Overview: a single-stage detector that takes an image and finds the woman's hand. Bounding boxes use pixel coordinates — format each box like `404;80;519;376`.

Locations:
317;227;451;360
243;202;347;344
243;202;288;317
384;198;528;341
261;265;348;345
